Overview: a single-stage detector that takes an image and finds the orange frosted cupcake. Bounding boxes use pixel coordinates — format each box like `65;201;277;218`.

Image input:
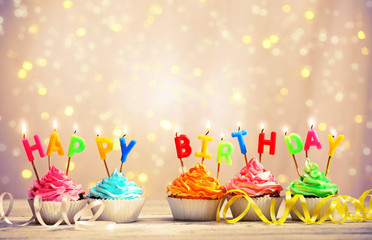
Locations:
167;163;226;221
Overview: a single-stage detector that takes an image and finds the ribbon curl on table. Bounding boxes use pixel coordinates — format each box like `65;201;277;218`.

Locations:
216;189;372;224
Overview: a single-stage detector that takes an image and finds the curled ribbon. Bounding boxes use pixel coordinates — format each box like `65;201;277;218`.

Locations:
217;189;372;224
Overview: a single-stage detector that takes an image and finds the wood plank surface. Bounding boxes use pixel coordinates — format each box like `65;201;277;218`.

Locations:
1;200;371;240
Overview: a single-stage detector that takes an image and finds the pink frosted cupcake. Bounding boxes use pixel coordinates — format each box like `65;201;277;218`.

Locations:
226;158;283;221
28;166;86;225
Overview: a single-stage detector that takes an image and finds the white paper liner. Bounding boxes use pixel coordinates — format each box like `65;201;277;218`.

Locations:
88;197;146;223
167;197;224;221
290;197;335;221
227;195;284;221
28;199;87;225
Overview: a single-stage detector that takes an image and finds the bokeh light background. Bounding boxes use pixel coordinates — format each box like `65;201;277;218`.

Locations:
0;0;371;199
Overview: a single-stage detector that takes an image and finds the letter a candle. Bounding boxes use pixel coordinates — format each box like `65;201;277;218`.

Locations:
46;121;64;170
174;126;192;172
21;123;44;183
304;119;322;158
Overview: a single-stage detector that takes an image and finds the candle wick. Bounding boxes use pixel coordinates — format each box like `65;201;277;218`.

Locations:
332;135;335;138
74;130;77;134
122;134;126;138
261;129;264;133
238;127;240;131
175;132;178;137
285;132;287;136
205;130;209;136
97;134;99;137
311;125;313;129
221;137;223;141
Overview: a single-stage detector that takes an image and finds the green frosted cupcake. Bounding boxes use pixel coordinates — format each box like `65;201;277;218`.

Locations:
287;159;339;220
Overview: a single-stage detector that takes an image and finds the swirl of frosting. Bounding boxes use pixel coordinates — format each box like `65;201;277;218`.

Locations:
287;159;339;197
28;166;84;202
167;163;226;199
226;158;283;197
87;169;143;199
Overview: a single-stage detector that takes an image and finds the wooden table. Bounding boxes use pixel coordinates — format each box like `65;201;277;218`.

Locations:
1;200;371;239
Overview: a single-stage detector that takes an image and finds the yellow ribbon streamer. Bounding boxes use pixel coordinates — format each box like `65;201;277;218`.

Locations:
217;189;372;224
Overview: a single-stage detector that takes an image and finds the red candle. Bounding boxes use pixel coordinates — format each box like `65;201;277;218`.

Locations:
174;127;192;171
304;121;322;158
257;124;276;163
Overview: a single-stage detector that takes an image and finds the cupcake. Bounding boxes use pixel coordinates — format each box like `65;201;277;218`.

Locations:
28;166;86;225
287;158;339;221
87;169;145;223
167;162;226;221
225;158;284;221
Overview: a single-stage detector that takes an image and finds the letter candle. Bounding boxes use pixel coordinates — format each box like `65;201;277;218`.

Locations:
304;119;322;158
231;122;248;165
195;120;213;164
66;125;86;176
284;127;302;177
257;124;277;163
216;134;234;180
21;123;43;183
119;127;137;173
96;132;113;177
46;121;64;170
325;129;345;176
174;126;192;173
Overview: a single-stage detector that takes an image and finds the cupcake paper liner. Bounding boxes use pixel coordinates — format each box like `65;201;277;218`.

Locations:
290;197;335;221
28;199;87;225
88;197;146;223
227;195;284;221
167;197;224;221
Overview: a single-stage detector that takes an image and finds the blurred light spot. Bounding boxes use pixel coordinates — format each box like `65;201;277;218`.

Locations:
22;169;32;179
318;122;327;131
233;92;241;101
76;28;86;37
348;168;356;176
156;159;164;167
146;110;153;117
111;24;122;32
363;147;371;156
334;92;344;102
366;121;372;129
147;133;156;142
351;63;359;70
126;171;135;179
65;106;74;116
301;67;311;78
354;114;363;123
262;39;271;49
171;65;180;74
36;58;47;67
18;69;27;79
1;176;9;184
160;145;167;152
41;112;50;120
361;47;369;55
282;4;291;12
12;148;20;157
0;144;6;152
38;87;47;95
113;128;122;137
113;139;120;151
9;120;16;128
305;11;314;20
23;61;33;71
160;120;173;131
87;182;96;190
269;35;279;43
63;0;73;9
149;4;163;15
28;24;39;34
44;138;50;145
193;68;202;76
331;36;339;44
280;88;288;95
94;74;102;82
358;30;366;39
65;161;75;171
242;35;252;44
138;173;148;182
277;174;288;184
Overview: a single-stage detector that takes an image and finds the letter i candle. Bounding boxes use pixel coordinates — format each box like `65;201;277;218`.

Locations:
21;123;44;183
195;120;213;164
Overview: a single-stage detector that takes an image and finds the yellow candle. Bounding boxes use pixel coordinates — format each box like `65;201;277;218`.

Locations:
195;134;213;159
46;122;64;156
96;136;113;160
328;134;344;157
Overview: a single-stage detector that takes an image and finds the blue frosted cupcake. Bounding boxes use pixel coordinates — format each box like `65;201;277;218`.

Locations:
88;169;145;222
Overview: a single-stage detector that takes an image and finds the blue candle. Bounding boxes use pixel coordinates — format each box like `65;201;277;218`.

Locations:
231;129;247;154
120;137;137;163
